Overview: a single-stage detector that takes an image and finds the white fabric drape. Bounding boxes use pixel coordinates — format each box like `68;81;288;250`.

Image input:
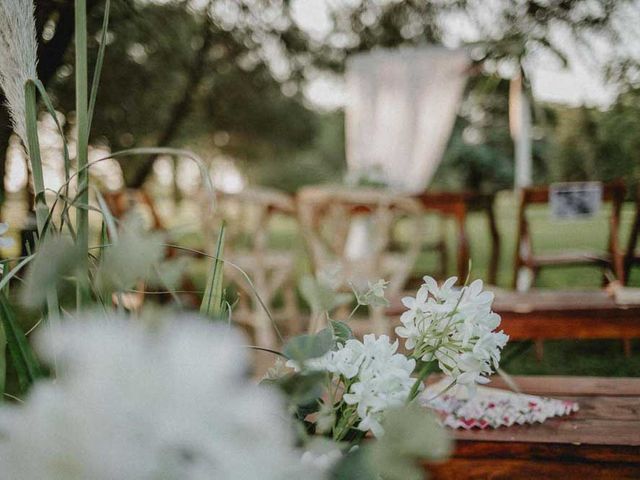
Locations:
346;47;470;193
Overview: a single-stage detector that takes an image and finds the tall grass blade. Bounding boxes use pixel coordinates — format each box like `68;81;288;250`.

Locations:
34;80;71;185
88;0;111;132
200;223;226;318
24;80;48;238
0;294;41;392
75;0;90;308
0;322;5;400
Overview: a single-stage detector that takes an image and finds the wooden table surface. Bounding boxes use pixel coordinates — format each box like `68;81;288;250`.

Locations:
426;375;640;479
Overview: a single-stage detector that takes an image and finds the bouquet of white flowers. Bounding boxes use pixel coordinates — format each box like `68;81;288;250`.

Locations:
273;275;509;452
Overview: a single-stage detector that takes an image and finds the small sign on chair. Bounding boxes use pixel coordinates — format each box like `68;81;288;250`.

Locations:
549;182;602;220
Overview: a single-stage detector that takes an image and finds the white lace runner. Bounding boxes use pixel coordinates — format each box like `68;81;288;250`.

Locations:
421;380;579;429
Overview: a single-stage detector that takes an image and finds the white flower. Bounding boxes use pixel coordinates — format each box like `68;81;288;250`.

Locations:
0;223;14;248
395;276;508;392
0;315;326;480
314;334;415;437
356;279;390;307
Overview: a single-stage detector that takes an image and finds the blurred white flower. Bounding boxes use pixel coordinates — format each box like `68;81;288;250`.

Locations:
301;449;343;471
396;276;508;393
0;315;325;480
0;223;14;248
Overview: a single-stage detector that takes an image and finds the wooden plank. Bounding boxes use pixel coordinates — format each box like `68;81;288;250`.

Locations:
491;290;620;312
487;376;640;397
427;457;640;479
422;376;640;478
499;314;640;340
453;418;640;446
450;441;640;463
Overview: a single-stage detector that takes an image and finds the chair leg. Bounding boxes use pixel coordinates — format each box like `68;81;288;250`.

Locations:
534;340;544;361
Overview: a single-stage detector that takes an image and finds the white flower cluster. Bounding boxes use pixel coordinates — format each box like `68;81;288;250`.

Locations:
309;334;416;437
396;276;508;391
0;315;325;480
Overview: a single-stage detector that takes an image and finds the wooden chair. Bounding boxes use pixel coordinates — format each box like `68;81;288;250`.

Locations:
624;185;640;284
414;191;501;285
512;181;626;290
296;185;425;336
202;187;300;349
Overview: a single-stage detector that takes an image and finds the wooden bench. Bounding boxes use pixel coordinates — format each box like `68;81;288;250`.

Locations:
426;375;640;479
387;289;640;357
491;289;640;357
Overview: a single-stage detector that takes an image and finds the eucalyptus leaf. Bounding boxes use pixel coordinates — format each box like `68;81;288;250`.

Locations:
284;328;333;363
300;276;353;314
369;404;452;480
95;227;165;293
264;370;326;406
331;446;378;480
21;237;83;309
331;321;354;344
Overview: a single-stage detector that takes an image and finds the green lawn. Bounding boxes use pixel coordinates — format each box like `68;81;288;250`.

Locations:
206;191;640;377
8;191;635;378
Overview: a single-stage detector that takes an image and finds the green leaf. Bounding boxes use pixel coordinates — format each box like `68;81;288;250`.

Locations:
369;404;452;480
0;294;42;392
283;328;333;363
331;320;354;344
331;446;378;480
200;223;226;318
87;0;111;133
20;237;83;309
300;275;353;314
24;80;48;238
95;222;165;293
263;370;326;407
0;321;5;399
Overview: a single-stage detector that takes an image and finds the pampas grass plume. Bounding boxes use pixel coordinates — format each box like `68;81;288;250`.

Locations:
0;0;38;146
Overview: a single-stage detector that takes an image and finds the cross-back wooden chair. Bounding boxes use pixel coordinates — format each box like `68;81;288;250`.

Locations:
203;187;300;349
296;185;425;335
513;181;626;290
624;185;640;284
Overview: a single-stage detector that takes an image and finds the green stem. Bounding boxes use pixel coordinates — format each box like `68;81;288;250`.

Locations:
75;0;90;308
24;81;48;239
408;361;436;403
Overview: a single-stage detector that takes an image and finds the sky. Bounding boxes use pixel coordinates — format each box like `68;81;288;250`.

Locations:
291;0;640;110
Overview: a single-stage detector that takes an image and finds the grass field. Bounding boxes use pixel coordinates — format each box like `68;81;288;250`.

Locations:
209;190;640;377
6;191;639;377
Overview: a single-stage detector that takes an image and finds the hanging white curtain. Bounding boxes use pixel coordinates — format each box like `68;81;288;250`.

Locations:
346;47;470;193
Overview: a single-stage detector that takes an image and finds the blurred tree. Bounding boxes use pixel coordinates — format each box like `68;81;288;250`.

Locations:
2;0;639;198
305;0;638;192
47;0;318;187
249;110;345;192
547;87;640;187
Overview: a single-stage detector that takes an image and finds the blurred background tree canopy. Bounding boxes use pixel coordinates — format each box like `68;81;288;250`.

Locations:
1;0;639;200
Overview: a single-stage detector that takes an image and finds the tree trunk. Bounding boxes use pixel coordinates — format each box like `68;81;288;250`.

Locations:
127;12;215;189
